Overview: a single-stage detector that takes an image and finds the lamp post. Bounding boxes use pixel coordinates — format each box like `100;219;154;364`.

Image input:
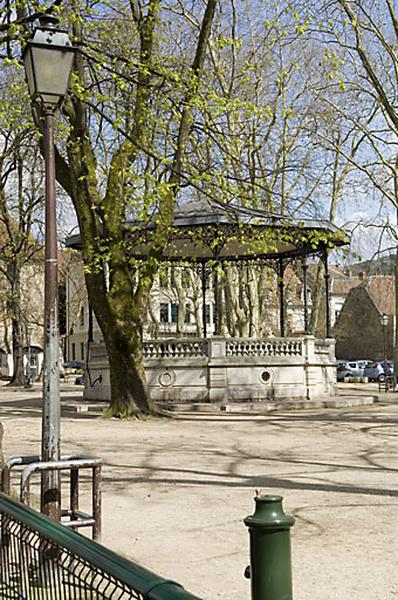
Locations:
23;15;76;520
27;325;33;386
380;313;389;374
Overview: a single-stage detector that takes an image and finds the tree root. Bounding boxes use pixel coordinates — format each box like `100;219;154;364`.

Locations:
104;404;171;420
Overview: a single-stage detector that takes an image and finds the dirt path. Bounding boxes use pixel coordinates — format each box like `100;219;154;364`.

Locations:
1;383;397;599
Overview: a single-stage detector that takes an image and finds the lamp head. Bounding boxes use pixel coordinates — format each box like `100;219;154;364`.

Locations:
22;17;76;110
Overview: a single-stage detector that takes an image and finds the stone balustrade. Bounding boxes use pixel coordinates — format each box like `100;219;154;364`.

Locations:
225;339;303;357
143;338;303;359
143;339;208;359
84;336;337;405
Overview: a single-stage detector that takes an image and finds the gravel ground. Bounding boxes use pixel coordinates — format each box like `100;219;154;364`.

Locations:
1;382;397;600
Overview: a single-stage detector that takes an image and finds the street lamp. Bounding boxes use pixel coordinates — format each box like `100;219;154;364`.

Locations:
380;313;389;373
23;15;76;520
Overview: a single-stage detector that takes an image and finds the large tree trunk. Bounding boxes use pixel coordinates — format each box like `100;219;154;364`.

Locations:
105;319;155;418
83;253;158;417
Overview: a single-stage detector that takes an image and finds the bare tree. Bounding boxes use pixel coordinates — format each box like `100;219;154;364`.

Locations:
0;65;43;385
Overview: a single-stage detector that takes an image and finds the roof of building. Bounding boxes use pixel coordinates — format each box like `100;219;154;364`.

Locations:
366;275;395;316
332;275;361;296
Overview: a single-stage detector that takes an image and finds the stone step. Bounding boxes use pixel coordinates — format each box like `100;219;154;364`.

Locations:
158;395;378;413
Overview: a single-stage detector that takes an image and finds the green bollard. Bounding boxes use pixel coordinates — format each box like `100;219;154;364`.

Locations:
244;494;295;600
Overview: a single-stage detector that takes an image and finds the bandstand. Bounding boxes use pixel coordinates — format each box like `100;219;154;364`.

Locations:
67;201;347;405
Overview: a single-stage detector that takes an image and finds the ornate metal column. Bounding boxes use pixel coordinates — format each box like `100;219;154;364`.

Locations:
201;261;207;338
213;265;220;335
302;256;309;335
278;259;286;337
41;108;61;519
322;250;331;338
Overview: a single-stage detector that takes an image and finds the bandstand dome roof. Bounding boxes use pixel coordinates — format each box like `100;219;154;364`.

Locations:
66;199;348;261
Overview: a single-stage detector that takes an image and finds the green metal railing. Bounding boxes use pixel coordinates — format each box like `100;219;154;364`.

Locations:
0;493;202;600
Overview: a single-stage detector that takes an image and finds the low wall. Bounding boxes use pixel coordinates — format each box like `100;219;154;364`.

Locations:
84;336;337;404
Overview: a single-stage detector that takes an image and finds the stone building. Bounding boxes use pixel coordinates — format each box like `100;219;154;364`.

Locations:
332;275;395;360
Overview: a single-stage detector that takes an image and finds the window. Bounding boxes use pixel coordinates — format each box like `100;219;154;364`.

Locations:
71;343;76;361
334;310;340;321
79;307;85;327
81;343;85;361
160;303;169;323
171;303;179;323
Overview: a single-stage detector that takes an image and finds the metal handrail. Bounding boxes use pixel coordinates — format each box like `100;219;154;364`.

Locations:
0;493;202;599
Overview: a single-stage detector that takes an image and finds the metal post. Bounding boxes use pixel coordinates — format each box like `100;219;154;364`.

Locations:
213;265;219;335
278;259;285;337
302;257;309;335
201;261;207;338
41;110;61;521
70;468;79;519
244;494;295;600
384;323;388;389
322;250;331;338
383;322;387;365
378;314;389;386
93;465;102;541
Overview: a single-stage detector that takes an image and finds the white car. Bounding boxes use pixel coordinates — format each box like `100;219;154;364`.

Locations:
364;361;394;382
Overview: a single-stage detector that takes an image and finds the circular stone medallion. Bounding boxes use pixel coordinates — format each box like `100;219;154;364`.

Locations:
159;370;176;387
259;369;272;384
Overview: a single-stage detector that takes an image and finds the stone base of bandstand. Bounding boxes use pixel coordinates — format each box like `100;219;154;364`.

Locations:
83;337;378;410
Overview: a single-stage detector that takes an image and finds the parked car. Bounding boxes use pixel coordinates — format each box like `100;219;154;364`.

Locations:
64;360;85;371
363;361;394;382
356;360;371;370
74;374;85;385
336;360;368;381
